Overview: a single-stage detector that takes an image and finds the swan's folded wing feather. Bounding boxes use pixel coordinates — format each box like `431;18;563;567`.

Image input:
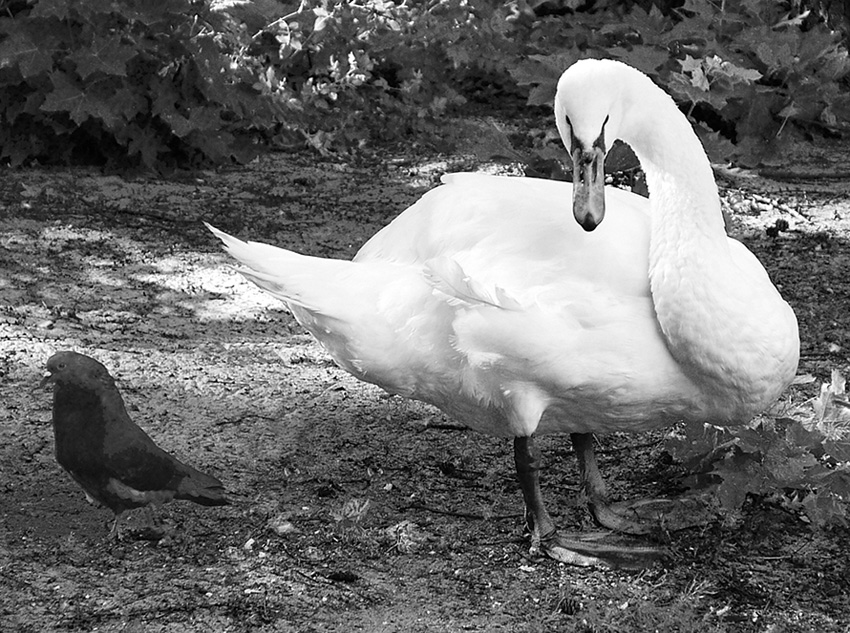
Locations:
425;257;522;310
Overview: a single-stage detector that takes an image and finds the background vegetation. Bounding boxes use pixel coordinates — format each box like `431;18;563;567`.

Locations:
0;0;849;169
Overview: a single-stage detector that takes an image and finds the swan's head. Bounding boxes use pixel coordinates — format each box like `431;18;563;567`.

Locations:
554;59;649;231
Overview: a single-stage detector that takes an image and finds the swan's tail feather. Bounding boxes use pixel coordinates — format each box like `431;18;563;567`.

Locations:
205;222;348;314
206;223;438;382
205;222;298;278
231;267;321;313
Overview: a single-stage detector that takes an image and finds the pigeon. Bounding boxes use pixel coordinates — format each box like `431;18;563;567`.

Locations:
41;351;228;536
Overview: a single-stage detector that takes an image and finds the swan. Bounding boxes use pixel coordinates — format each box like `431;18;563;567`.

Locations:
207;59;799;568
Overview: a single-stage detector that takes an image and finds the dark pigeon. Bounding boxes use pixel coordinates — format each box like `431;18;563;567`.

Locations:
41;351;228;536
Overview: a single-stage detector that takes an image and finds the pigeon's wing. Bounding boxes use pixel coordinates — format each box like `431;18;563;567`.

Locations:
100;391;228;506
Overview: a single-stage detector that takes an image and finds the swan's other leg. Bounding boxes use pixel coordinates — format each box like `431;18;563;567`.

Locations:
571;432;654;534
513;436;666;568
571;433;713;534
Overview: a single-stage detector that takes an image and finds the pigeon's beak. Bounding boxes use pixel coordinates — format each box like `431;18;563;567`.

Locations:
38;371;56;390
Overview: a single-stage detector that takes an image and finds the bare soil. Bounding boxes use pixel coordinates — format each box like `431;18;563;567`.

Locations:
1;141;849;632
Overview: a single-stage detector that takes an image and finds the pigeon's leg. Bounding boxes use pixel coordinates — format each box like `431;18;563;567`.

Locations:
571;433;713;534
107;511;126;539
136;505;169;540
513;436;665;569
108;506;169;540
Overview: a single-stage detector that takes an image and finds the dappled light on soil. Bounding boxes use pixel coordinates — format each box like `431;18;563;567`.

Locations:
1;150;849;632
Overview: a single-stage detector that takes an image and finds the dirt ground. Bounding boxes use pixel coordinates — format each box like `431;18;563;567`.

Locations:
1;137;849;632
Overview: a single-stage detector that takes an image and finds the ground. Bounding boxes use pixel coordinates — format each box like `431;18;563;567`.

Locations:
1;137;849;633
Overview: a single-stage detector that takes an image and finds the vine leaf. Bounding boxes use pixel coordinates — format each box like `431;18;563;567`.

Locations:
69;34;136;79
607;45;669;75
509;52;581;107
0;30;54;78
41;71;125;129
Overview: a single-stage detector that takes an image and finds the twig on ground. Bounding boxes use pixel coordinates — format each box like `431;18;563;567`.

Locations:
403;500;522;521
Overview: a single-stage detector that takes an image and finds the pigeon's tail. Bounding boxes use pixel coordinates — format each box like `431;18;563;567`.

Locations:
176;468;230;507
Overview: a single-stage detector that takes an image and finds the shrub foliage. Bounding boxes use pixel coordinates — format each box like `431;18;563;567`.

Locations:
667;372;850;528
0;0;283;168
0;0;848;168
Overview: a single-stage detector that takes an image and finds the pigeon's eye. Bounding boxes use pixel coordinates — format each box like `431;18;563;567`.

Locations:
57;362;66;370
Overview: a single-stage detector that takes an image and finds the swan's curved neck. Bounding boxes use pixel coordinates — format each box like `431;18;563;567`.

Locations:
625;94;725;244
621;88;797;420
624;90;730;299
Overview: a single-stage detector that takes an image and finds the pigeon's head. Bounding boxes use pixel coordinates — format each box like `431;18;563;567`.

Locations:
40;351;114;391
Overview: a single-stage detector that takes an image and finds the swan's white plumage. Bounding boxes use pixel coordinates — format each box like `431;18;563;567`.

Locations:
208;59;799;443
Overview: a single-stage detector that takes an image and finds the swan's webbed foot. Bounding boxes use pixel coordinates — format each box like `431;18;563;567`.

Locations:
514;436;668;569
537;530;668;569
571;433;715;536
587;494;715;535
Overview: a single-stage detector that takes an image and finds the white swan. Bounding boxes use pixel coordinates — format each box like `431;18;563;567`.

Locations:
207;59;799;568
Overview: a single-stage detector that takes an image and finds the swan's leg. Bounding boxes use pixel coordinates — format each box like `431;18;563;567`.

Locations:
513;436;666;568
571;433;713;534
513;436;557;550
571;432;654;534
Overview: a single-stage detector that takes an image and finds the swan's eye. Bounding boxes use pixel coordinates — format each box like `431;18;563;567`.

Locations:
593;115;609;153
563;114;574;150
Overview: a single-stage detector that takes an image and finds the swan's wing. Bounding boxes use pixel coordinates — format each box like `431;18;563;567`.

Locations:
424;257;522;311
357;174;652;305
400;180;696;432
426;263;700;435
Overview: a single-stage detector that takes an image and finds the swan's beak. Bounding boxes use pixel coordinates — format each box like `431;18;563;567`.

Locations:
571;145;606;232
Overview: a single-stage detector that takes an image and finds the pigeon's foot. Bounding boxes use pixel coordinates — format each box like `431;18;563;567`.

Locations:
108;506;175;541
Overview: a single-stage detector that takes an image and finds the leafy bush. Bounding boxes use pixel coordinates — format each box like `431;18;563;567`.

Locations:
0;0;848;168
225;0;850;164
0;0;283;169
509;0;850;165
666;371;850;528
219;0;511;152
